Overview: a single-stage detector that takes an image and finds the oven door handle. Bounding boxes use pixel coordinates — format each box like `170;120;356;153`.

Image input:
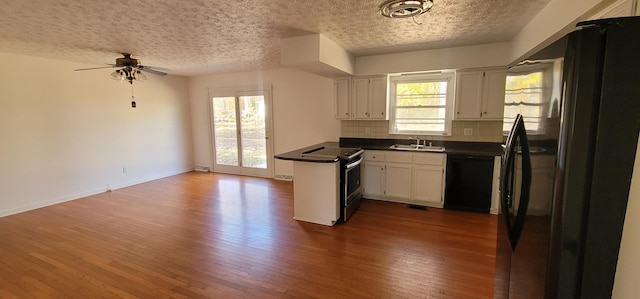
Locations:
345;156;363;170
346;149;365;160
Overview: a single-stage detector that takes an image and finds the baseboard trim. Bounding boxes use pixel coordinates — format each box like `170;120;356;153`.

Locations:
274;174;294;181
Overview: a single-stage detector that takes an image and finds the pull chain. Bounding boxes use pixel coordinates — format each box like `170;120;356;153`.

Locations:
130;83;136;108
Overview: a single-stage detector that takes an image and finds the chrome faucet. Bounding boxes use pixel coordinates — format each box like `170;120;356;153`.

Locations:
409;136;423;146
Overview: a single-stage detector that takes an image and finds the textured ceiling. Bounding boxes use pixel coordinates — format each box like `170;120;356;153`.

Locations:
0;0;552;76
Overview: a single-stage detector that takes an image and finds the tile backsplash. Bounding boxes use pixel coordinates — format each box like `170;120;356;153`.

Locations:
341;120;503;142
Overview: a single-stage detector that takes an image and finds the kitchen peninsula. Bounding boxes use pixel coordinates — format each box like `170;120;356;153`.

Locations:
275;142;364;226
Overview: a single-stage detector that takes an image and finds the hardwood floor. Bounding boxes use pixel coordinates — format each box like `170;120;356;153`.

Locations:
0;172;498;298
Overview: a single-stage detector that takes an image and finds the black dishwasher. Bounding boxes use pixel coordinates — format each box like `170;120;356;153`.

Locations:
444;154;494;213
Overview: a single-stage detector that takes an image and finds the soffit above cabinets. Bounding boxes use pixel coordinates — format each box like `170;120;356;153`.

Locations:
0;0;551;76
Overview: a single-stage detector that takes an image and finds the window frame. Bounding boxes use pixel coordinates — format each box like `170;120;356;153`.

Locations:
388;72;456;136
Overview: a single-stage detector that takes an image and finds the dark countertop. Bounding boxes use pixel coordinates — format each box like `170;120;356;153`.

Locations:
274;142;341;163
275;138;554;162
339;138;504;156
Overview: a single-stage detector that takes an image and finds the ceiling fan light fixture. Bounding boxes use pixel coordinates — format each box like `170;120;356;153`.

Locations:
136;69;147;81
75;54;168;84
110;67;147;84
380;0;433;18
110;69;123;80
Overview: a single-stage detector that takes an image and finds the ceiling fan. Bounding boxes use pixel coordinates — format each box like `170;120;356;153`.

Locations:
74;53;168;84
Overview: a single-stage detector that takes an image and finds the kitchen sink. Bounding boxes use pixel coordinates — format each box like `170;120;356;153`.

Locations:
389;144;446;152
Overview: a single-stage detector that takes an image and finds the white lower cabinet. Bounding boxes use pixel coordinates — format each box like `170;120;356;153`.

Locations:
528;168;555;215
513;155;556;216
363;160;385;197
362;150;446;208
412;165;444;206
385;163;412;199
489;155;553;216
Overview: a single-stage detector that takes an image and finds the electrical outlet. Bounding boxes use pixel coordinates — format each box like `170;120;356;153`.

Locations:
464;128;473;136
122;167;127;174
365;127;371;134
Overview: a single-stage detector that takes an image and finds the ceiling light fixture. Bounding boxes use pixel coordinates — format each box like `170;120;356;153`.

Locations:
380;0;433;18
110;66;147;85
110;66;147;108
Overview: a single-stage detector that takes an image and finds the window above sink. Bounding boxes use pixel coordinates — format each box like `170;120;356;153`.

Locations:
388;72;455;136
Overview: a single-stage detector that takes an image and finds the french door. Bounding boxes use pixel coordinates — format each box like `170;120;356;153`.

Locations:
210;87;273;177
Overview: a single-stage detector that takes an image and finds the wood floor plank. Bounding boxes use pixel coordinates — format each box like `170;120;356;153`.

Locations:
0;172;497;298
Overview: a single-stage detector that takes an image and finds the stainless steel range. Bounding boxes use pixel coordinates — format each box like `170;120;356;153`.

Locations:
301;146;364;221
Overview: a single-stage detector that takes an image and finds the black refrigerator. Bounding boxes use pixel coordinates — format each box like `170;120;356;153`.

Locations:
495;17;640;298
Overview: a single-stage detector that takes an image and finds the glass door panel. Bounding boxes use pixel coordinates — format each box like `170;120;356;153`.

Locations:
211;91;272;178
212;97;239;166
239;95;267;169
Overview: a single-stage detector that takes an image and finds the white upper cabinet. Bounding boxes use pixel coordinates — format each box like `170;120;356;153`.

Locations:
352;76;388;120
334;76;387;120
369;76;387;119
455;71;484;119
482;70;508;119
351;77;370;119
454;69;506;120
334;78;351;119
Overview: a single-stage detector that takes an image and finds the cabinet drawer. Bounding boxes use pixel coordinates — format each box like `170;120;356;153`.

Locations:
413;153;445;166
385;151;412;163
364;151;385;161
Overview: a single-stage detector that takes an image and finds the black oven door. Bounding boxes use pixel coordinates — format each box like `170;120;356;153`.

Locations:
345;157;362;199
343;156;363;221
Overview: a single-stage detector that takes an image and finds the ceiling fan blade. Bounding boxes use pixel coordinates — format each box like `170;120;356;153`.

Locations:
139;65;168;76
74;65;116;71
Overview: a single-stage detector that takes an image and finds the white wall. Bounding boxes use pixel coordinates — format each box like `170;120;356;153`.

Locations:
509;0;609;63
612;137;640;298
587;0;638;20
188;68;340;178
0;53;193;217
355;42;511;76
